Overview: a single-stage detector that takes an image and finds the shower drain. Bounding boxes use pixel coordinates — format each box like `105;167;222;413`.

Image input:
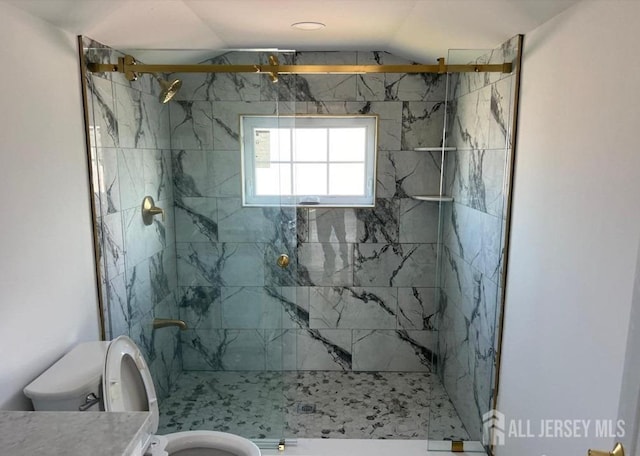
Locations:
296;403;316;414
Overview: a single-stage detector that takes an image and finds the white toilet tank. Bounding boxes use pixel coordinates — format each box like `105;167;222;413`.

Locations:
24;341;109;411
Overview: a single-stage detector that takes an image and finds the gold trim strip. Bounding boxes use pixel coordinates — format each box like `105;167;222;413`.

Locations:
77;36;106;340
491;34;525;455
88;56;512;77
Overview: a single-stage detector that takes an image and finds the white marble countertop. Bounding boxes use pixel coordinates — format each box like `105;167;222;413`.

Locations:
0;411;151;456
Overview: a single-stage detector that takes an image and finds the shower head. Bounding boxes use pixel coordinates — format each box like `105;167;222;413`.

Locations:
153;74;182;103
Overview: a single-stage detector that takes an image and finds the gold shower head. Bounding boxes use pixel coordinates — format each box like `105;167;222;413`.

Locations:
153;74;182;103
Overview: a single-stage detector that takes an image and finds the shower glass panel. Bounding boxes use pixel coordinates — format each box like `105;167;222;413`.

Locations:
163;49;297;444
82;39;294;445
84;37;519;448
428;36;520;452
82;37;183;403
284;50;447;441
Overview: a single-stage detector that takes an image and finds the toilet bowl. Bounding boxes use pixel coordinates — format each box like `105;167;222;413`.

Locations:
24;336;261;456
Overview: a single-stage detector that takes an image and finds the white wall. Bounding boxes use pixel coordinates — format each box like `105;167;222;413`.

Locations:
0;2;99;409
498;1;640;455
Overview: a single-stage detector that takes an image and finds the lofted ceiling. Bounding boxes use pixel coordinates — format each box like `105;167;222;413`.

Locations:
5;0;580;62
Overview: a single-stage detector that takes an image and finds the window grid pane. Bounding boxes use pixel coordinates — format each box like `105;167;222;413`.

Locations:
329;127;366;162
294;163;328;195
329;163;366;195
288;127;294;198
293;128;328;162
242;116;376;206
326;128;330;196
259;129;367;197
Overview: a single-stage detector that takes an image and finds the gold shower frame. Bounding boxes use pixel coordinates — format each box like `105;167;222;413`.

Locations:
80;38;524;454
88;54;512;81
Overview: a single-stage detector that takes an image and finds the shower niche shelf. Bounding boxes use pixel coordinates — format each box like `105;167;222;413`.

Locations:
413;146;457;152
411;144;456;202
412;195;454;202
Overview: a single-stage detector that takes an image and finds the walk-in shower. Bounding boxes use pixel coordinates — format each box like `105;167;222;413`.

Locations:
80;35;522;453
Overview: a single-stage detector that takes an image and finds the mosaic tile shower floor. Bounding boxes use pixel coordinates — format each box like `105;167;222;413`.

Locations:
157;371;469;440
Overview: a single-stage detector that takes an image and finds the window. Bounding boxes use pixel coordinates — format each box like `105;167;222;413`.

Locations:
241;115;378;207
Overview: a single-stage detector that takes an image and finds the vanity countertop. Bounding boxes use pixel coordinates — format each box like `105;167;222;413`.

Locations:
0;411;151;456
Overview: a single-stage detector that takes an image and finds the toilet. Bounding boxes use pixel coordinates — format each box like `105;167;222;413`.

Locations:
24;335;261;456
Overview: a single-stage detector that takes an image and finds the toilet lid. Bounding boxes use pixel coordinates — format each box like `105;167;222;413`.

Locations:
103;336;159;433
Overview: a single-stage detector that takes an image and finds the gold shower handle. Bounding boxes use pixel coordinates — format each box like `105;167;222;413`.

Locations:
142;195;165;225
149;206;165;221
588;442;625;456
277;253;290;269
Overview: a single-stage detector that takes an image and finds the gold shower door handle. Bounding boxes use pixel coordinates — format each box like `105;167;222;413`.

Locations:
588;442;625;456
277;254;290;269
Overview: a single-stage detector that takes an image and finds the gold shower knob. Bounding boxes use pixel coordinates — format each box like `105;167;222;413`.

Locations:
141;195;165;225
277;254;290;269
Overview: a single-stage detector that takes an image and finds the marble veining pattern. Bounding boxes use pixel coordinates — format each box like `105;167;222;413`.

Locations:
444;148;507;219
378;150;442;199
401;102;445;150
86;41;516;445
85;37;181;400
352;330;436;372
98;212;125;277
87;77;118;149
449;38;518;100
309;287;397;330
165;50;450;377
435;35;519;441
170;101;214;150
157;371;468;441
355;199;399;244
399;199;440;244
106;273;128;337
398;287;439;331
442;202;503;281
355;51;447;102
175;197;218;243
92;148;120;215
144;149;173;203
174;53;262;102
354;243;437;287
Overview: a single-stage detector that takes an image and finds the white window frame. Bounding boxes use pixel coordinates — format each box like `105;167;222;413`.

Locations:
240;115;378;207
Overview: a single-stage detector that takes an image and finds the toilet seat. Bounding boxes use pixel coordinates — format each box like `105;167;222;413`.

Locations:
103;336;160;433
102;336;261;456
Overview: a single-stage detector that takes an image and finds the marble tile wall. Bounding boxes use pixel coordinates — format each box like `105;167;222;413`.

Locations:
436;36;519;441
83;38;181;399
84;39;517;438
171;51;447;373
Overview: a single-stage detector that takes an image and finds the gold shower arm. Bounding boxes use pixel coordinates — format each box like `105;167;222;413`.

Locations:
153;318;188;331
87;55;512;81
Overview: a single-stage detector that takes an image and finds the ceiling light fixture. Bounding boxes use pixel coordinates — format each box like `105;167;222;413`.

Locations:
291;21;326;31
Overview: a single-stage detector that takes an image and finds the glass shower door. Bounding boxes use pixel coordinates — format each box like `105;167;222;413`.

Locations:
171;50;298;445
429;37;520;451
254;51;303;444
80;44;298;444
